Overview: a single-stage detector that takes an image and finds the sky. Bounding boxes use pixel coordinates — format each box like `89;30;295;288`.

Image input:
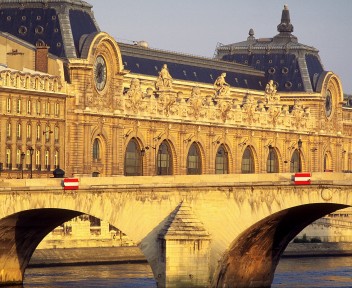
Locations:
88;0;352;94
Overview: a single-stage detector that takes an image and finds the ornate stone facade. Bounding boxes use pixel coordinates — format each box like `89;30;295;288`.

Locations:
0;2;350;179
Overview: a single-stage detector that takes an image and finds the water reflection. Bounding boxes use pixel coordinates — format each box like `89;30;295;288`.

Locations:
272;257;352;287
24;264;156;288
19;257;352;288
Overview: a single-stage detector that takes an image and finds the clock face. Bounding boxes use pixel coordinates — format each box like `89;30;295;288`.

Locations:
325;90;332;117
94;55;107;91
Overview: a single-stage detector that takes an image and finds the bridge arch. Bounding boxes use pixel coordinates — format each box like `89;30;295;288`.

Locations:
212;203;349;288
0;206;158;287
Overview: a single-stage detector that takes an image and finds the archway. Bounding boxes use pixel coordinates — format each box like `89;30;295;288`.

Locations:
212;203;349;288
0;209;154;287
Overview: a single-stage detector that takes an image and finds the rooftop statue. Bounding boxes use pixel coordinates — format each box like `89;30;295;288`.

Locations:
265;80;280;104
156;64;173;90
214;73;230;97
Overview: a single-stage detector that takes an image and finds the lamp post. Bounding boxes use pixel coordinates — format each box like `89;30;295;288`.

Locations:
298;139;302;172
29;147;34;179
21;152;25;179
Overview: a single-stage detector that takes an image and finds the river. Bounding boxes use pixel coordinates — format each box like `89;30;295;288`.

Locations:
21;256;352;287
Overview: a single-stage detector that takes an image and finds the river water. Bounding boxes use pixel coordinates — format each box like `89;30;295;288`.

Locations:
21;257;352;287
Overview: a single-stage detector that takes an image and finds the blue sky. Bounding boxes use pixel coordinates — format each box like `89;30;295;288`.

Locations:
88;0;352;94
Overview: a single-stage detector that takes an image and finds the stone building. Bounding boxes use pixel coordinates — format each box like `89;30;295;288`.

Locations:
0;1;350;179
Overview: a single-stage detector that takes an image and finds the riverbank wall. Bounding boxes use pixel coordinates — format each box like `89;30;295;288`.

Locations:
28;243;352;267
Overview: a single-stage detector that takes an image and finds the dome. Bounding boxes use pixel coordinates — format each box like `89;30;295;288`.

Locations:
0;0;99;58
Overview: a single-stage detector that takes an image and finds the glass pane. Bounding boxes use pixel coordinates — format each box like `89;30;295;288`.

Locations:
125;139;142;176
187;143;201;175
242;147;254;174
157;141;172;175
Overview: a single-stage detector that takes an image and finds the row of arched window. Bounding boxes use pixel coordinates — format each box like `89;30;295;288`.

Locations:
5;97;61;117
93;138;304;176
4;147;59;171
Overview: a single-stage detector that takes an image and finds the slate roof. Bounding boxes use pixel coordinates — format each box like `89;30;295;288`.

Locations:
119;42;266;90
0;0;99;58
214;5;326;93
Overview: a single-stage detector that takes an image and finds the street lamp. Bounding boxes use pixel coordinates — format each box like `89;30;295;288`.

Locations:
29;147;34;179
298;139;302;172
21;152;25;179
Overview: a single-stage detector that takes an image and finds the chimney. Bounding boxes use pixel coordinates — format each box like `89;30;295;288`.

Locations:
35;43;49;73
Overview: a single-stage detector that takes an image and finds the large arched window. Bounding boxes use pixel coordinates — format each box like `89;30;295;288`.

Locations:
267;147;279;173
125;138;142;176
215;145;228;174
157;141;173;175
187;142;202;175
241;146;255;174
290;149;301;172
93;138;101;161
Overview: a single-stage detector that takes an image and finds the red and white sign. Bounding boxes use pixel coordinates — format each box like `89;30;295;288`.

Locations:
63;178;79;190
294;173;311;185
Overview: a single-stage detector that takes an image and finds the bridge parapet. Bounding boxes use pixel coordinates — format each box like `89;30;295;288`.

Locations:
1;172;352;190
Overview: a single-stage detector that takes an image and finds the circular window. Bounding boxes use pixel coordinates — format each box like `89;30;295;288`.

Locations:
21;16;26;21
282;67;289;74
35;25;44;35
36;16;42;21
56;42;62;47
268;67;276;75
6;16;11;21
244;60;248;64
54;28;59;33
285;81;293;88
268;59;273;64
52;15;57;21
18;26;28;35
256;60;260;64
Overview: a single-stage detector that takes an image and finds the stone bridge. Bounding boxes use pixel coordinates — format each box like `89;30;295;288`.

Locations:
0;173;351;287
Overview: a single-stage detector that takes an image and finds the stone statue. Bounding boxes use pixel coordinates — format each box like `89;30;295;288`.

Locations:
156;64;173;90
214;73;230;97
265;80;277;95
265;80;280;104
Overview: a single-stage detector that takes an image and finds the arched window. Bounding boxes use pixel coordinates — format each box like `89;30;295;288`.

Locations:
54;150;59;169
324;153;332;172
290;149;301;172
93;138;100;161
35;150;41;171
241;146;255;174
267;147;279;173
16;149;22;169
157;141;173;175
215;145;228;174
45;150;50;171
27;123;32;140
6;122;11;138
125;138;142;176
6;148;11;169
187;142;202;175
54;126;59;142
17;123;21;140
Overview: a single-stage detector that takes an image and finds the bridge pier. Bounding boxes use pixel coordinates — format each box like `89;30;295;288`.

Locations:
153;203;211;288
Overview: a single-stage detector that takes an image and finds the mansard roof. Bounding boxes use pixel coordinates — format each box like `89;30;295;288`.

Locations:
215;5;325;93
118;42;266;91
0;0;99;58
